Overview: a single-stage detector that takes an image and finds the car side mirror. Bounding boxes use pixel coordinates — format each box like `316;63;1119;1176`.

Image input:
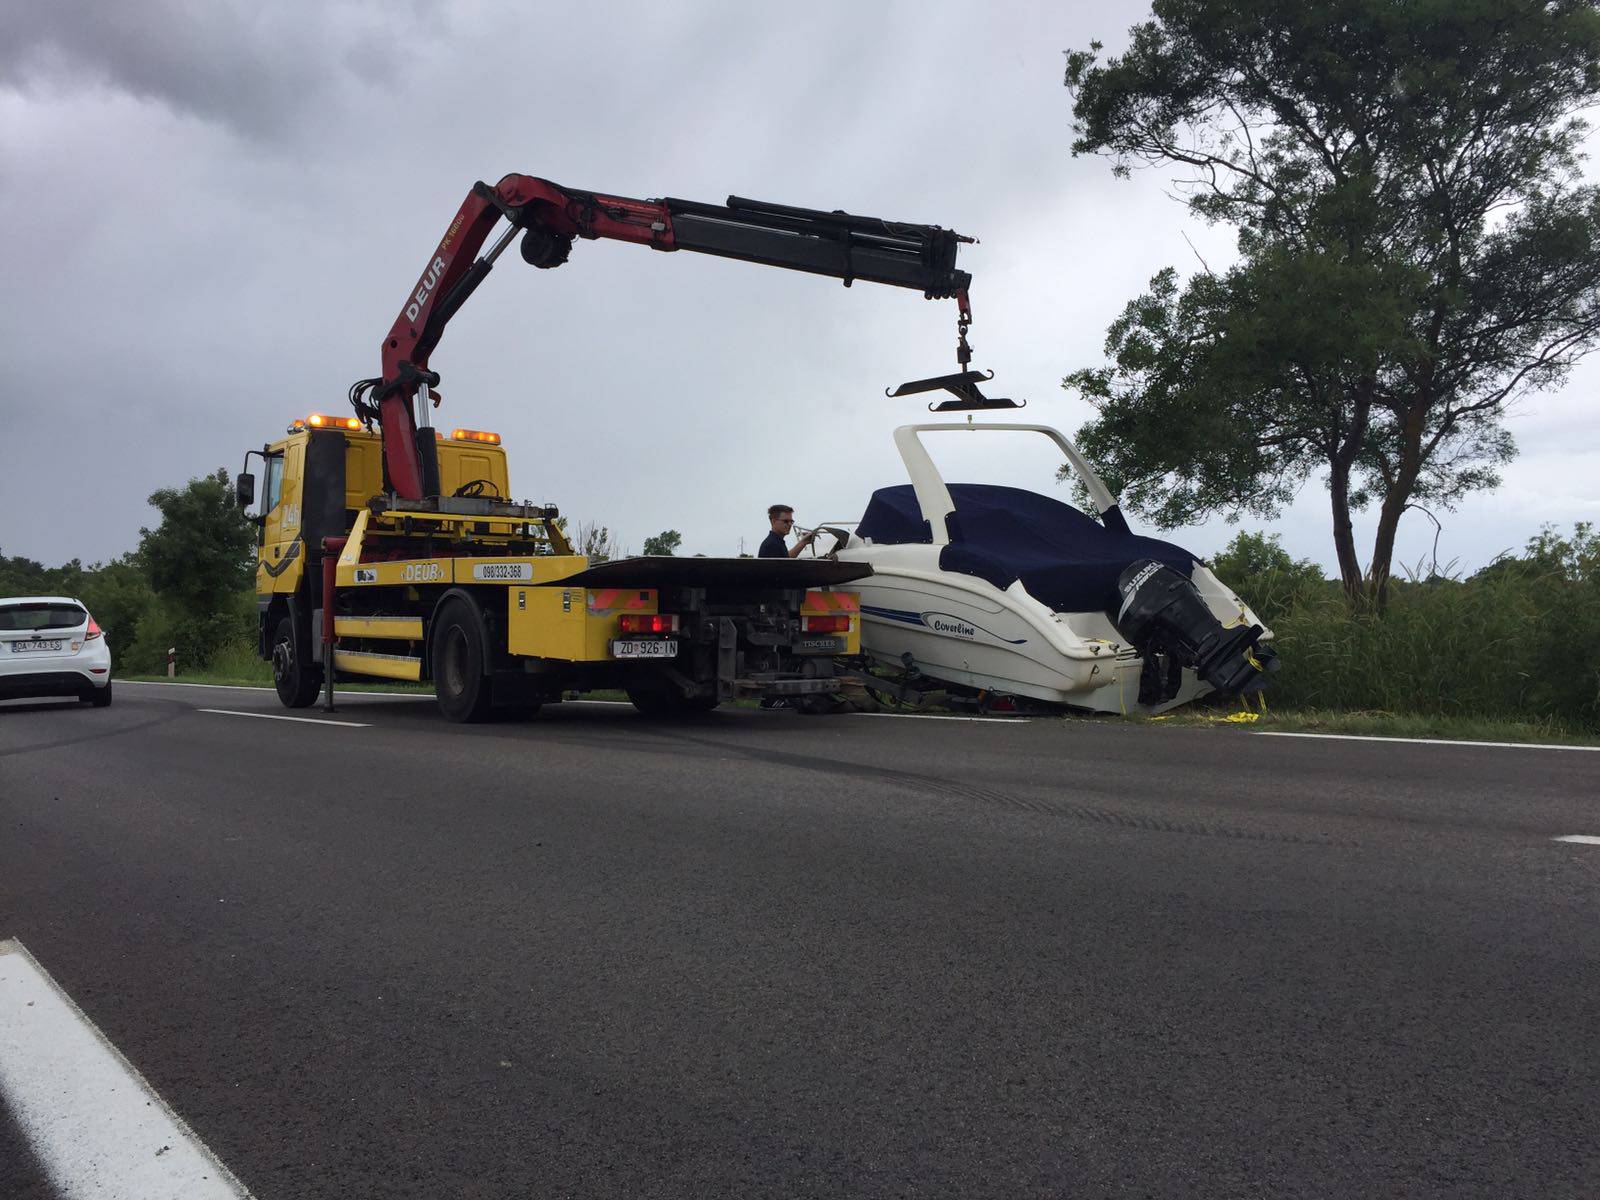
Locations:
235;472;256;510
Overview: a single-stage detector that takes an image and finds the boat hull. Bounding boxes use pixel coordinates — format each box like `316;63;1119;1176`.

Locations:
850;562;1212;715
821;421;1274;715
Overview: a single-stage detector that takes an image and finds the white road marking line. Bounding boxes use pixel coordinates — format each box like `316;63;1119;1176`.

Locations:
198;708;370;728
124;679;423;699
851;711;1029;724
0;939;255;1198
1253;731;1599;752
133;679;1023;721
126;681;635;707
1553;835;1600;845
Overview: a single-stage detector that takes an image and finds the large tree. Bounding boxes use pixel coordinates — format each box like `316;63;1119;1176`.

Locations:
642;530;683;557
1064;0;1600;605
138;468;256;615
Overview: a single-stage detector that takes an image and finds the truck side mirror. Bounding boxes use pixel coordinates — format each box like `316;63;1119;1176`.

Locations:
235;472;256;510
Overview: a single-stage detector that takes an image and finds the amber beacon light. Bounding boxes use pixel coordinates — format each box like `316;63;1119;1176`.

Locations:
305;413;362;430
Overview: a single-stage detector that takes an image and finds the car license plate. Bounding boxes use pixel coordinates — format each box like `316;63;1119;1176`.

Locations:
10;640;62;653
611;639;677;659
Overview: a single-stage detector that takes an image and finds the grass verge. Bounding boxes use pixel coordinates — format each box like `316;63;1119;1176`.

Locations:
1143;703;1600;746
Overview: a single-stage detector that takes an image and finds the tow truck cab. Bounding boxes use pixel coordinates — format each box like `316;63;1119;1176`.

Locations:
243;415;509;602
238;416;864;720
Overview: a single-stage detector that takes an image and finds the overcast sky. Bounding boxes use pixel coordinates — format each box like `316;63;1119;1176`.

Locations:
2;0;1596;577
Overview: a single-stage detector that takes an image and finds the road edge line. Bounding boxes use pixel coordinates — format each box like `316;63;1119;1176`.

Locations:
122;680;634;707
198;708;370;728
0;938;256;1198
123;679;423;699
1253;730;1600;752
850;711;1029;724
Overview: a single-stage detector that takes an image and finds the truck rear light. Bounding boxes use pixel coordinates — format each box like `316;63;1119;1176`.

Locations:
801;615;851;634
451;428;502;445
84;616;103;640
619;614;678;634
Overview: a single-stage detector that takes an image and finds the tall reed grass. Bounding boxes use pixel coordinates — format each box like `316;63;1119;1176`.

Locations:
1218;526;1600;731
202;636;273;683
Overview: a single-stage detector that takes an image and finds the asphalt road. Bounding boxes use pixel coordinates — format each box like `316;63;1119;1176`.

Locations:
2;681;1598;1198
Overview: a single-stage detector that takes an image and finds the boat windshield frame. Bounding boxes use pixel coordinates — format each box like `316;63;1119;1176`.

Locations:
891;423;1118;547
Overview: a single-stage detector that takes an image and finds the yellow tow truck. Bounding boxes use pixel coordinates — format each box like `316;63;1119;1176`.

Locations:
235;171;975;721
239;413;866;719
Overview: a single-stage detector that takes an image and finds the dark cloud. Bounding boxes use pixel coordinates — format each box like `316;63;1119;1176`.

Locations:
0;0;1592;573
0;0;428;139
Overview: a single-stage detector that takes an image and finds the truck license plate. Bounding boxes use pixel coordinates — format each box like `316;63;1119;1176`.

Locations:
10;640;62;653
611;639;678;659
795;636;846;653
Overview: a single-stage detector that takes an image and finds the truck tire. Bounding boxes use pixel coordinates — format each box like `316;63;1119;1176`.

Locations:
432;598;494;723
272;615;322;708
625;687;720;717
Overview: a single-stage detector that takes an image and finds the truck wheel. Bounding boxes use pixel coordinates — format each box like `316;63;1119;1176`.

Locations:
432;599;493;723
625;687;719;716
272;616;322;708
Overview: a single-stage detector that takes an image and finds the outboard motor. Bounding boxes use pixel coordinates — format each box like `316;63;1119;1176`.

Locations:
1113;559;1277;706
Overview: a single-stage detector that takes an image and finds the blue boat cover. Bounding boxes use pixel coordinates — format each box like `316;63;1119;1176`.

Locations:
857;483;1196;614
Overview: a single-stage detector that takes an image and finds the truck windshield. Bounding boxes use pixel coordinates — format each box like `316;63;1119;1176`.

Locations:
0;603;87;631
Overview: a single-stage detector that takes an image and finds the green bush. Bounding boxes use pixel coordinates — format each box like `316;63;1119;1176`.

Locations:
1252;524;1599;730
75;556;155;672
8;468;257;678
124;592;255;674
0;551;87;597
138;469;256;613
1207;530;1330;627
1;550;155;672
204;634;272;683
1508;524;1600;730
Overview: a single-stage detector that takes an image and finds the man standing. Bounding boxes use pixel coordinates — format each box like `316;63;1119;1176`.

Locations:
758;504;816;558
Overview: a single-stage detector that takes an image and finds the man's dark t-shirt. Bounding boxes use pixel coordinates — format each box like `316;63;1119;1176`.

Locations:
758;532;788;559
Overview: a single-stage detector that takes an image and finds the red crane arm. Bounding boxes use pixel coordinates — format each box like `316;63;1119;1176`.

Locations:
356;174;975;499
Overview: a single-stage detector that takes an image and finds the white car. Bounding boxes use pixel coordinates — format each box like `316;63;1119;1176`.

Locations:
0;595;113;707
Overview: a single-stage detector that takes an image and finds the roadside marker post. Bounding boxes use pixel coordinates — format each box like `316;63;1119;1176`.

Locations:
167;646;176;678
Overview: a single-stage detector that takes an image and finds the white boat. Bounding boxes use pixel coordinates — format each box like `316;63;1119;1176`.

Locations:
815;422;1276;714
